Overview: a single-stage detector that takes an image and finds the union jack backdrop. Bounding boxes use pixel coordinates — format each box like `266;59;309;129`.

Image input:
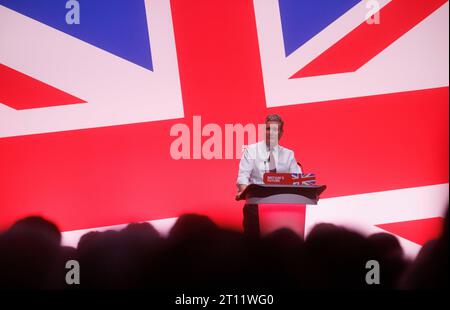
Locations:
0;0;448;257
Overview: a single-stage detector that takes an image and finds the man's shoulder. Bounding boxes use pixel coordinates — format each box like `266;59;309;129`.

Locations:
241;141;265;159
278;144;295;154
243;141;264;151
244;142;295;154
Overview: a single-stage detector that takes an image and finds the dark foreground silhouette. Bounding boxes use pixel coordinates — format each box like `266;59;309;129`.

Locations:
0;208;447;290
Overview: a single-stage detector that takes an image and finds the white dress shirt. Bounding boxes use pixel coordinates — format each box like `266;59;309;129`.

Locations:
236;140;302;187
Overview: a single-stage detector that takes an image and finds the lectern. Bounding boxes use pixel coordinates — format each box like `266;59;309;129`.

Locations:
236;184;327;238
236;184;326;204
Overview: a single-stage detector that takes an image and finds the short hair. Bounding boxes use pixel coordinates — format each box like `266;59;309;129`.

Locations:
265;114;284;132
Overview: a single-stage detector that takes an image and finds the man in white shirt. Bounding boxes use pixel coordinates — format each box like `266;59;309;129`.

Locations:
236;114;302;238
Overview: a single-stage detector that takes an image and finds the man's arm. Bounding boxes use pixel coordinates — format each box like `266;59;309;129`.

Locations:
236;147;253;198
288;151;302;174
237;184;248;193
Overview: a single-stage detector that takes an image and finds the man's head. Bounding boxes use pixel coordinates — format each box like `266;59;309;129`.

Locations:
264;114;284;148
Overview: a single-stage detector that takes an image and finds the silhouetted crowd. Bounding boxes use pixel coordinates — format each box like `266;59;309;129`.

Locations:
0;208;448;290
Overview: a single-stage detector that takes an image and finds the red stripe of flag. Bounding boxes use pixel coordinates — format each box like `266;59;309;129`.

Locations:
0;64;85;110
291;0;448;78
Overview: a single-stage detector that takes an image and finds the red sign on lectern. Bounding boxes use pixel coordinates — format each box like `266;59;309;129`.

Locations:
263;173;316;185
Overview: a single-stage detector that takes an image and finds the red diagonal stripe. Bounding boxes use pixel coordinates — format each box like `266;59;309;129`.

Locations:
291;0;448;78
376;217;445;245
0;64;85;110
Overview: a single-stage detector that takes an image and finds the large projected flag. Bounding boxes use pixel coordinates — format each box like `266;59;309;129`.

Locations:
0;0;448;257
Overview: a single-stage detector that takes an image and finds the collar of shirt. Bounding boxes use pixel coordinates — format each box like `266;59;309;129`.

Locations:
261;140;279;153
259;141;280;164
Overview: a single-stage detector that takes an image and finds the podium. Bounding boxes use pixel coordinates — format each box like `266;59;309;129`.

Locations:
236;184;327;238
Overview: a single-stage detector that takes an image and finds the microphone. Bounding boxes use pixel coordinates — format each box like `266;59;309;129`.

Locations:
297;162;303;173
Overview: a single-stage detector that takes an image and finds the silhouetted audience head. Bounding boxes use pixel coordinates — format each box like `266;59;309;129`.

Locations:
124;222;160;237
368;233;403;259
0;216;62;289
367;232;409;289
399;205;449;289
168;213;219;243
303;223;372;289
8;215;61;246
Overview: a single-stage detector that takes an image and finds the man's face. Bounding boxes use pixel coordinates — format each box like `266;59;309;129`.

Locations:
265;121;282;148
